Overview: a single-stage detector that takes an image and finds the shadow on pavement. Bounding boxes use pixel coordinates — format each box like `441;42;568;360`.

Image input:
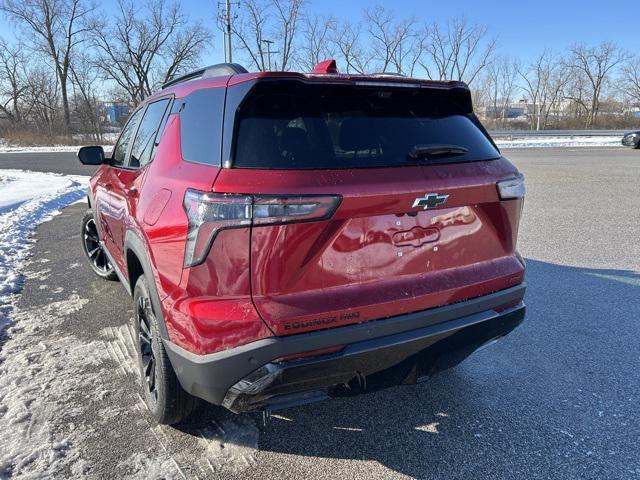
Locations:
178;259;640;478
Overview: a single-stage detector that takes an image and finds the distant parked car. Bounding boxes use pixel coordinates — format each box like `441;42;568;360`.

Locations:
622;131;640;148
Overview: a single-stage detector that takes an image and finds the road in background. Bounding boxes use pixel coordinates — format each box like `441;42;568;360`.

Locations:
0;152;98;176
490;129;629;138
1;148;639;479
1;147;635;177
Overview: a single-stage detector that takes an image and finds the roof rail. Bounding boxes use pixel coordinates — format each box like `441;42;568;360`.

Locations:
372;72;406;78
162;63;248;89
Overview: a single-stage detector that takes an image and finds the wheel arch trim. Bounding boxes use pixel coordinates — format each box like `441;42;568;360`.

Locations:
124;230;170;339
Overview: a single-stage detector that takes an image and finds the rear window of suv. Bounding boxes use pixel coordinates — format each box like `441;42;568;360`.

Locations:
233;81;499;169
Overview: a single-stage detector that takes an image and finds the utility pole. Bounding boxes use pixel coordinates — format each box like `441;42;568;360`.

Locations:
219;0;235;63
224;0;232;63
261;39;279;71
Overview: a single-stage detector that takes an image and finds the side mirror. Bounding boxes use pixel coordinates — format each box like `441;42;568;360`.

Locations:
78;146;106;165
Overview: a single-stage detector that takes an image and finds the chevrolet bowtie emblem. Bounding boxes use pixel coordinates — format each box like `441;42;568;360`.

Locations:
412;193;449;210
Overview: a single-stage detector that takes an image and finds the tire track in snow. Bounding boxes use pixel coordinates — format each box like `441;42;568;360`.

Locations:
101;323;260;478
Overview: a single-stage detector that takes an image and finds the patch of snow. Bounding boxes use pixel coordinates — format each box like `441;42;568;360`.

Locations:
0;295;108;478
0;144;113;154
0;169;89;332
118;452;184;480
0;173;75;211
495;136;623;149
0;136;116;154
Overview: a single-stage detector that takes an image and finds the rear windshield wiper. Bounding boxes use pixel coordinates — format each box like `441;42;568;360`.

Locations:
407;144;469;160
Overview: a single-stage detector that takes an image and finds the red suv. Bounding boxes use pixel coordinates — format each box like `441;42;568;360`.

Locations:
78;61;526;425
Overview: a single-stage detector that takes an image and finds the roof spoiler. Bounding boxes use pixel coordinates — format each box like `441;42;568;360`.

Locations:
311;59;338;74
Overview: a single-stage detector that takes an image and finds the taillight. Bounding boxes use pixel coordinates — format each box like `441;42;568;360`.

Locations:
252;195;339;225
183;191;252;267
183;189;341;267
497;174;525;200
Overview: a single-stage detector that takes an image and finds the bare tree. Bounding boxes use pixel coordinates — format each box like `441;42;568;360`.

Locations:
484;56;518;128
298;13;336;71
271;0;304;70
518;50;571;130
231;0;304;71
0;38;29;124
563;72;590;122
362;6;422;75
70;53;103;141
329;20;369;74
390;18;423;76
92;0;210;106
230;0;269;71
25;66;60;136
164;22;211;83
0;0;95;135
568;42;623;127
540;62;571;129
364;5;397;72
620;55;640;107
420;17;496;86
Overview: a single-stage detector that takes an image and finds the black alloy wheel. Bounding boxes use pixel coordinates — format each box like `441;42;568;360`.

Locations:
81;209;117;280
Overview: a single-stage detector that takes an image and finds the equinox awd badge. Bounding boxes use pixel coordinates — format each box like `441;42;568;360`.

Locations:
412;193;449;210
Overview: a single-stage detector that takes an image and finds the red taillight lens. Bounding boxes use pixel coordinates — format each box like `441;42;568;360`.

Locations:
183;190;341;267
183;191;252;267
252;195;340;225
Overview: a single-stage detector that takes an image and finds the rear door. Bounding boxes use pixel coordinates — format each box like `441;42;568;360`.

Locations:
100;107;144;262
107;98;172;270
218;80;525;336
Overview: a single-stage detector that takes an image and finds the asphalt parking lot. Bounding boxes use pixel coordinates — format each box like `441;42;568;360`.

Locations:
1;147;639;479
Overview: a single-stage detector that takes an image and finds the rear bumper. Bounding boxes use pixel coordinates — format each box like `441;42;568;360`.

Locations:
164;283;526;413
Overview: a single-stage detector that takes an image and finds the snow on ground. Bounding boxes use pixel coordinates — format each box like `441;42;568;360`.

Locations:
0;133;626;152
495;135;623;149
0;143;113;154
0;169;261;478
0;170;92;477
0;294;104;478
0;134;117;153
0;169;88;331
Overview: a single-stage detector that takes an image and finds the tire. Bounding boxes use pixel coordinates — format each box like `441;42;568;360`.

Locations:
81;209;117;280
133;275;198;425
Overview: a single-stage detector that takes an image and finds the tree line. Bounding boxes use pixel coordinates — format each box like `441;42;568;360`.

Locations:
0;0;210;143
1;0;639;145
231;1;640;130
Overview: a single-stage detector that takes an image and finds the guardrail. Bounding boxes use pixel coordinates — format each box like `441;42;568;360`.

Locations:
489;130;628;138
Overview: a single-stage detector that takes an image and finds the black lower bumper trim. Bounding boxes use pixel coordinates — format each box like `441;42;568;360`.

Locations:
164;284;526;411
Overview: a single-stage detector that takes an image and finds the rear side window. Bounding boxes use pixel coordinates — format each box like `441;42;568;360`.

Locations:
112;108;143;166
233;82;499;169
179;88;225;166
129;98;171;168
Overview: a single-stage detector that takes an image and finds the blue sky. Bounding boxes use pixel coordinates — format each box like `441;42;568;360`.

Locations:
0;0;636;66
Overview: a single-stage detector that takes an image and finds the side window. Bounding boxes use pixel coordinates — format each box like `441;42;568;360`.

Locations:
129;98;171;169
180;88;225;166
112;108;143;167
